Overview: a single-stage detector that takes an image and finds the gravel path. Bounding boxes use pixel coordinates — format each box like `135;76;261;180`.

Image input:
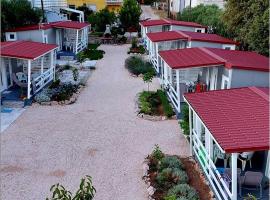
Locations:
0;45;190;200
141;5;160;20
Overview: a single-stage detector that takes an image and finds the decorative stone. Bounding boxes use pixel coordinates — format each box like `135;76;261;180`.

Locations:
147;186;155;196
51;101;58;106
40;101;51;106
138;74;144;78
161;116;167;120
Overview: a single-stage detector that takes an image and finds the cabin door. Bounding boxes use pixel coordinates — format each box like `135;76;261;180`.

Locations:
210;67;218;90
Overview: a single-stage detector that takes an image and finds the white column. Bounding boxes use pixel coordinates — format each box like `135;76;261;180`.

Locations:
169;67;173;84
41;56;44;74
75;29;79;54
8;59;13;86
27;60;31;99
176;70;180;112
50;51;55;81
189;107;193;156
231;153;238;200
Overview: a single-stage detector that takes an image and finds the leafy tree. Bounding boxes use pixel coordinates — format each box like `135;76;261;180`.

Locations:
88;7;116;32
143;71;154;91
70;4;94;21
1;0;42;39
177;4;229;37
222;0;269;56
119;0;142;31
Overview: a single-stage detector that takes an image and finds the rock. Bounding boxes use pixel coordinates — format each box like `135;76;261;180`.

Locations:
70;97;76;103
40;101;51;106
147;186;155;196
171;115;177;120
51;101;58;106
64;100;70;104
138;74;144;78
161;116;167;120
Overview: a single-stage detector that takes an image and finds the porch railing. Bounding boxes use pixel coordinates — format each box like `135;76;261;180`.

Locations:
192;130;233;200
33;67;54;94
164;79;179;111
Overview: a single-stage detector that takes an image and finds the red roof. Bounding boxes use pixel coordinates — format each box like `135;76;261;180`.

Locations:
6;21;90;32
184;87;270;153
147;31;187;42
1;41;58;60
159;47;269;72
181;31;238;45
140;19;205;28
147;30;237;45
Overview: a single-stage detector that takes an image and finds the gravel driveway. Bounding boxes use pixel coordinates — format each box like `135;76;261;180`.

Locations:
0;45;190;200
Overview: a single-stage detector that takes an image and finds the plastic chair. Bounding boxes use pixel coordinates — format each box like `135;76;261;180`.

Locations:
238;152;254;171
239;171;263;199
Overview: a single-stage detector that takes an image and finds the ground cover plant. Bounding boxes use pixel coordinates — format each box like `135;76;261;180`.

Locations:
46;175;96;200
179;104;189;137
146;145;211;200
138;90;174;118
125;56;155;76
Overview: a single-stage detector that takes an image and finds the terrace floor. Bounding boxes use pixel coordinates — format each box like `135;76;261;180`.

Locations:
0;44;190;200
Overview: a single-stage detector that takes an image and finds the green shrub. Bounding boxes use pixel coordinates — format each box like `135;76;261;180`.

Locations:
138;91;160;115
51;83;79;102
83;49;105;60
88;43;100;50
166;184;199;200
63;64;72;70
157;90;175;118
49;79;60;89
34;89;51;103
131;37;138;48
179;104;189;136
164;195;177;200
159;156;184;172
125;56;155;76
156;167;188;189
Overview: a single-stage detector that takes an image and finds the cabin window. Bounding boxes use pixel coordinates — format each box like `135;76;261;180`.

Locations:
8;33;16;41
196;29;202;33
224;47;231;50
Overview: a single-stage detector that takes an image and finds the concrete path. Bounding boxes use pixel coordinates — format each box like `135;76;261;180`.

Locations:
0;45;189;200
141;5;160;20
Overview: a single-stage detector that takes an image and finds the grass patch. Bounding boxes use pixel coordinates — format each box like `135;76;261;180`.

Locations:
138;90;174;118
125;56;155;76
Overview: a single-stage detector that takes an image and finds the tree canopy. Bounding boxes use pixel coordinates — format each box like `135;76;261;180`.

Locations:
177;2;269;56
177;4;228;37
119;0;142;31
88;7;116;32
222;0;269;56
1;0;42;35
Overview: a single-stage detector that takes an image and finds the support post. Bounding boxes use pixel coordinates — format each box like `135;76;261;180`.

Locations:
231;153;238;200
41;56;44;74
75;29;79;54
189;107;193;156
27;60;31;99
8;59;13;86
176;70;180;113
50;51;55;81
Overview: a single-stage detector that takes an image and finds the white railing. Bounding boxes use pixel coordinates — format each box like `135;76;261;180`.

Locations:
192;130;233;200
164;79;179;111
150;57;158;72
33;68;54;94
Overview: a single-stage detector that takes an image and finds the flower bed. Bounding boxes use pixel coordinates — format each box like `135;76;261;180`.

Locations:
138;90;175;119
143;145;212;200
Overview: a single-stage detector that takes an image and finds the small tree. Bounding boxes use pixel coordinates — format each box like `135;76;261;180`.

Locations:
119;0;142;31
88;7;116;32
143;71;154;91
76;52;85;68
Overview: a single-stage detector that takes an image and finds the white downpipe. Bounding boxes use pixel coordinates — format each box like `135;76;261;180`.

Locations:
231;153;238;200
189;107;193;155
50;51;55;81
75;30;79;54
27;60;31;99
176;70;180;112
41;56;44;74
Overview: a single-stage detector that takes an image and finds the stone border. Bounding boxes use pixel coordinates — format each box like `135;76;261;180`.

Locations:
135;93;177;121
142;156;215;200
36;86;85;106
